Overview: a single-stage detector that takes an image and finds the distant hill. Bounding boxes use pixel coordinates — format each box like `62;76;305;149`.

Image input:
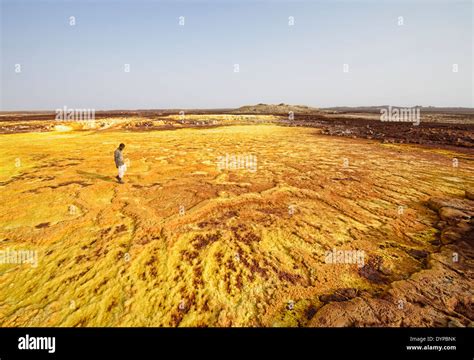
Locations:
231;103;320;115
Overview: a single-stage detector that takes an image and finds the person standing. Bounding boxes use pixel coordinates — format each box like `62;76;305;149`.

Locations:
114;143;126;183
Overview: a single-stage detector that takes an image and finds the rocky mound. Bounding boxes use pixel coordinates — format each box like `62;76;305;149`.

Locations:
231;103;320;115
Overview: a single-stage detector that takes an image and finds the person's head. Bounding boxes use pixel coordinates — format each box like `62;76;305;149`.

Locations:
118;143;125;150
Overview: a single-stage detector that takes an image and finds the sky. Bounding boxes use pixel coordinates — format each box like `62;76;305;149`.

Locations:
1;0;473;110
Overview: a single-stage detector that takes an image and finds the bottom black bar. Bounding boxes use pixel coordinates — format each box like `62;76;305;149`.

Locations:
0;327;472;359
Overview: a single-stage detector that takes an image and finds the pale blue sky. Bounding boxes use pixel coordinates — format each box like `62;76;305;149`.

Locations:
1;0;472;110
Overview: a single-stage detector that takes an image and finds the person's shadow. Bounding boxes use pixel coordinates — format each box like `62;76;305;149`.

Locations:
77;170;115;182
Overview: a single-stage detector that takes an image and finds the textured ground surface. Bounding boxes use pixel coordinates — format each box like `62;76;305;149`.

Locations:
0;124;472;326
